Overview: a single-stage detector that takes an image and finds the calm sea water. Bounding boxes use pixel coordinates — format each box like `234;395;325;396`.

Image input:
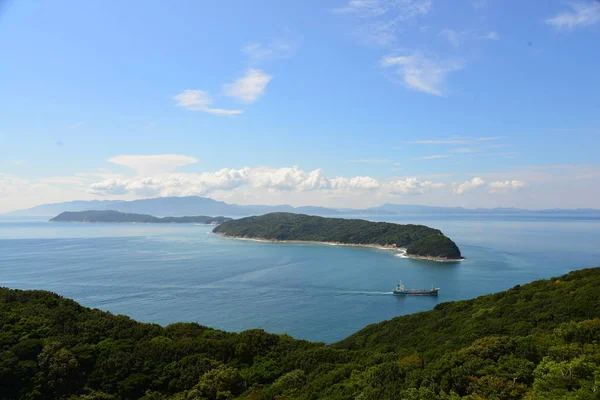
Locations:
1;215;599;343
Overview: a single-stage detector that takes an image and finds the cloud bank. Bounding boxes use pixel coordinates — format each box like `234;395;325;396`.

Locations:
86;160;528;203
87;165;450;198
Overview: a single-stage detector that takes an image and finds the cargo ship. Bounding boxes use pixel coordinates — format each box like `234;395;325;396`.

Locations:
393;282;439;296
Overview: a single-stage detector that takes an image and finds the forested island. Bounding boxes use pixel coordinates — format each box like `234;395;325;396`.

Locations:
2;267;600;399
213;212;462;260
50;210;232;225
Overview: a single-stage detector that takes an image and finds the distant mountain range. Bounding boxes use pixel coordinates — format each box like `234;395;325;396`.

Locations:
6;196;600;217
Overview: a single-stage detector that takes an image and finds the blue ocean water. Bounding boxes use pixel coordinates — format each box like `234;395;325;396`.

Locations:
1;215;599;343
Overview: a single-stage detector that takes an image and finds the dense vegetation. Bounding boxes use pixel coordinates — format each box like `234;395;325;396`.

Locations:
213;213;462;260
405;235;462;259
2;267;600;399
50;210;232;225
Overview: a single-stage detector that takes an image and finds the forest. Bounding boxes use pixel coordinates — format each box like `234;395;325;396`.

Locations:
213;213;462;260
2;267;600;399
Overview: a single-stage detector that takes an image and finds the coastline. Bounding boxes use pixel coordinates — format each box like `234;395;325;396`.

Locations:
212;233;463;262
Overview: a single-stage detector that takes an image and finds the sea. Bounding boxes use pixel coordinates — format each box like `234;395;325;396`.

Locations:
1;214;599;343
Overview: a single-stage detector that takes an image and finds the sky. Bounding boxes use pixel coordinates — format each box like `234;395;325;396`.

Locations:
1;0;599;212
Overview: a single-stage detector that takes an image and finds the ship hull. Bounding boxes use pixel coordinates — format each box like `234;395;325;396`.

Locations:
393;290;438;296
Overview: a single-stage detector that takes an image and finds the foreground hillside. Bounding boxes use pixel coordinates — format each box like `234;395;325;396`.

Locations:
213;213;462;260
2;268;600;399
50;210;231;225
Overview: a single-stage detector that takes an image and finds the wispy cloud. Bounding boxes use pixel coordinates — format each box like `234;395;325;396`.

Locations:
552;128;600;134
412;155;452;160
451;147;479;153
441;29;500;46
472;0;487;9
409;136;503;144
173;90;242;116
440;29;462;47
243;39;296;64
546;2;600;29
381;52;464;96
333;0;433;46
482;31;500;40
223;69;272;104
469;151;518;158
68;122;84;129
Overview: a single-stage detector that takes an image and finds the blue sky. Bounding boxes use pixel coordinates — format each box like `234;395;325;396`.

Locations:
1;0;599;212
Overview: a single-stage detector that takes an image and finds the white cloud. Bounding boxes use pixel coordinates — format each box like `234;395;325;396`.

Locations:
483;31;500;40
86;165;454;199
440;29;461;47
381;52;464;96
330;176;382;190
108;154;198;176
90;168;251;197
410;136;503;144
88;179;129;195
546;2;600;29
223;69;272;104
386;177;444;195
173;90;242;116
454;177;485;194
333;0;433;45
488;180;526;193
243;39;296;64
413;155;451;160
251;166;328;191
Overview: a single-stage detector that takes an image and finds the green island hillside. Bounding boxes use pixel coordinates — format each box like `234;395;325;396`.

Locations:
2;267;600;399
50;210;232;225
213;213;462;260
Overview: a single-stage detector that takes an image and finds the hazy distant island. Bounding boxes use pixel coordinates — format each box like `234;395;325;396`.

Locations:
213;212;462;261
50;210;232;225
9;195;600;217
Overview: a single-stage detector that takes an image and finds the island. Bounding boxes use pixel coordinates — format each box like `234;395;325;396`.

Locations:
212;212;462;260
2;267;599;399
50;210;232;225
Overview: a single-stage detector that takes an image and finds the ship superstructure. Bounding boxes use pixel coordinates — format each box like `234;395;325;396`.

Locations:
393;281;439;296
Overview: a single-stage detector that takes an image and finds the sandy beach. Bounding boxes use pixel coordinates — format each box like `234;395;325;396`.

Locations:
212;233;463;262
